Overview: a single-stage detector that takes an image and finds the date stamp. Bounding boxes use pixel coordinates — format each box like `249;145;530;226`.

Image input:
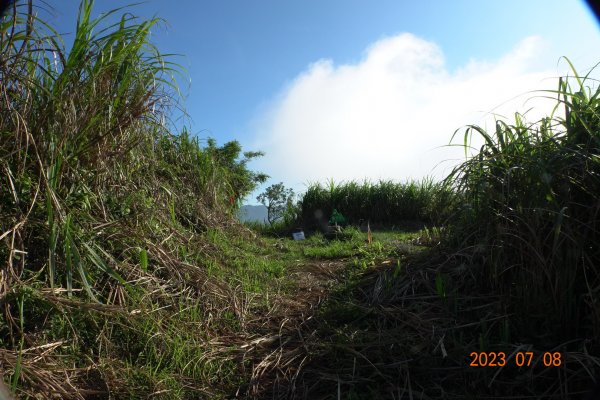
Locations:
468;351;563;367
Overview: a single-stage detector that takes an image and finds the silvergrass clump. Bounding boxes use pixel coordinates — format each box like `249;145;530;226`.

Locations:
299;178;455;230
1;1;267;397
445;58;600;346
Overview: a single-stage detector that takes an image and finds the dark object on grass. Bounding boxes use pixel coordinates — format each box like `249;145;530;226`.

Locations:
323;224;342;239
0;0;15;17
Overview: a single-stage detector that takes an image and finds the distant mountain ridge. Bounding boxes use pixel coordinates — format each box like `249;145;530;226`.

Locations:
237;204;268;223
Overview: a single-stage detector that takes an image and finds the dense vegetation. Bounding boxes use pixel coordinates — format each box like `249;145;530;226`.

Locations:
1;1;599;399
299;178;455;229
445;68;600;349
0;1;272;397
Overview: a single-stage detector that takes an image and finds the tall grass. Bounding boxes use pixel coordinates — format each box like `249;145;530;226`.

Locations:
446;59;600;346
299;178;455;229
1;0;180;297
0;1;267;397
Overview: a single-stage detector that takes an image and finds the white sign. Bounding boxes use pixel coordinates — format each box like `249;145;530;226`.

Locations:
292;231;305;240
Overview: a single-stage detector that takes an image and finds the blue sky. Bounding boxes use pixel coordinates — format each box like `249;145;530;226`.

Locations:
47;1;600;204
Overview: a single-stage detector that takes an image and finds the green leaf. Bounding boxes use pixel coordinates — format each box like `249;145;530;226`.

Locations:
140;248;148;272
435;272;446;298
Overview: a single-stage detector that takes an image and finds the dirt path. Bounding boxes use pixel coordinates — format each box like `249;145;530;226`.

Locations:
236;259;350;399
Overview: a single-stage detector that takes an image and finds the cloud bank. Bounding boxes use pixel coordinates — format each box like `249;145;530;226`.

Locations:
251;33;565;192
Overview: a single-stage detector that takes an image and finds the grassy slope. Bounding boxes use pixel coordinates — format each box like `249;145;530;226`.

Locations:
0;1;274;397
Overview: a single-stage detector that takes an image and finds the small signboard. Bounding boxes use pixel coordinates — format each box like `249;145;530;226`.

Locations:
292;231;305;240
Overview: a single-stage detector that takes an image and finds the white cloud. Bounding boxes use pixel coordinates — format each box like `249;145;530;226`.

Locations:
250;33;576;194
